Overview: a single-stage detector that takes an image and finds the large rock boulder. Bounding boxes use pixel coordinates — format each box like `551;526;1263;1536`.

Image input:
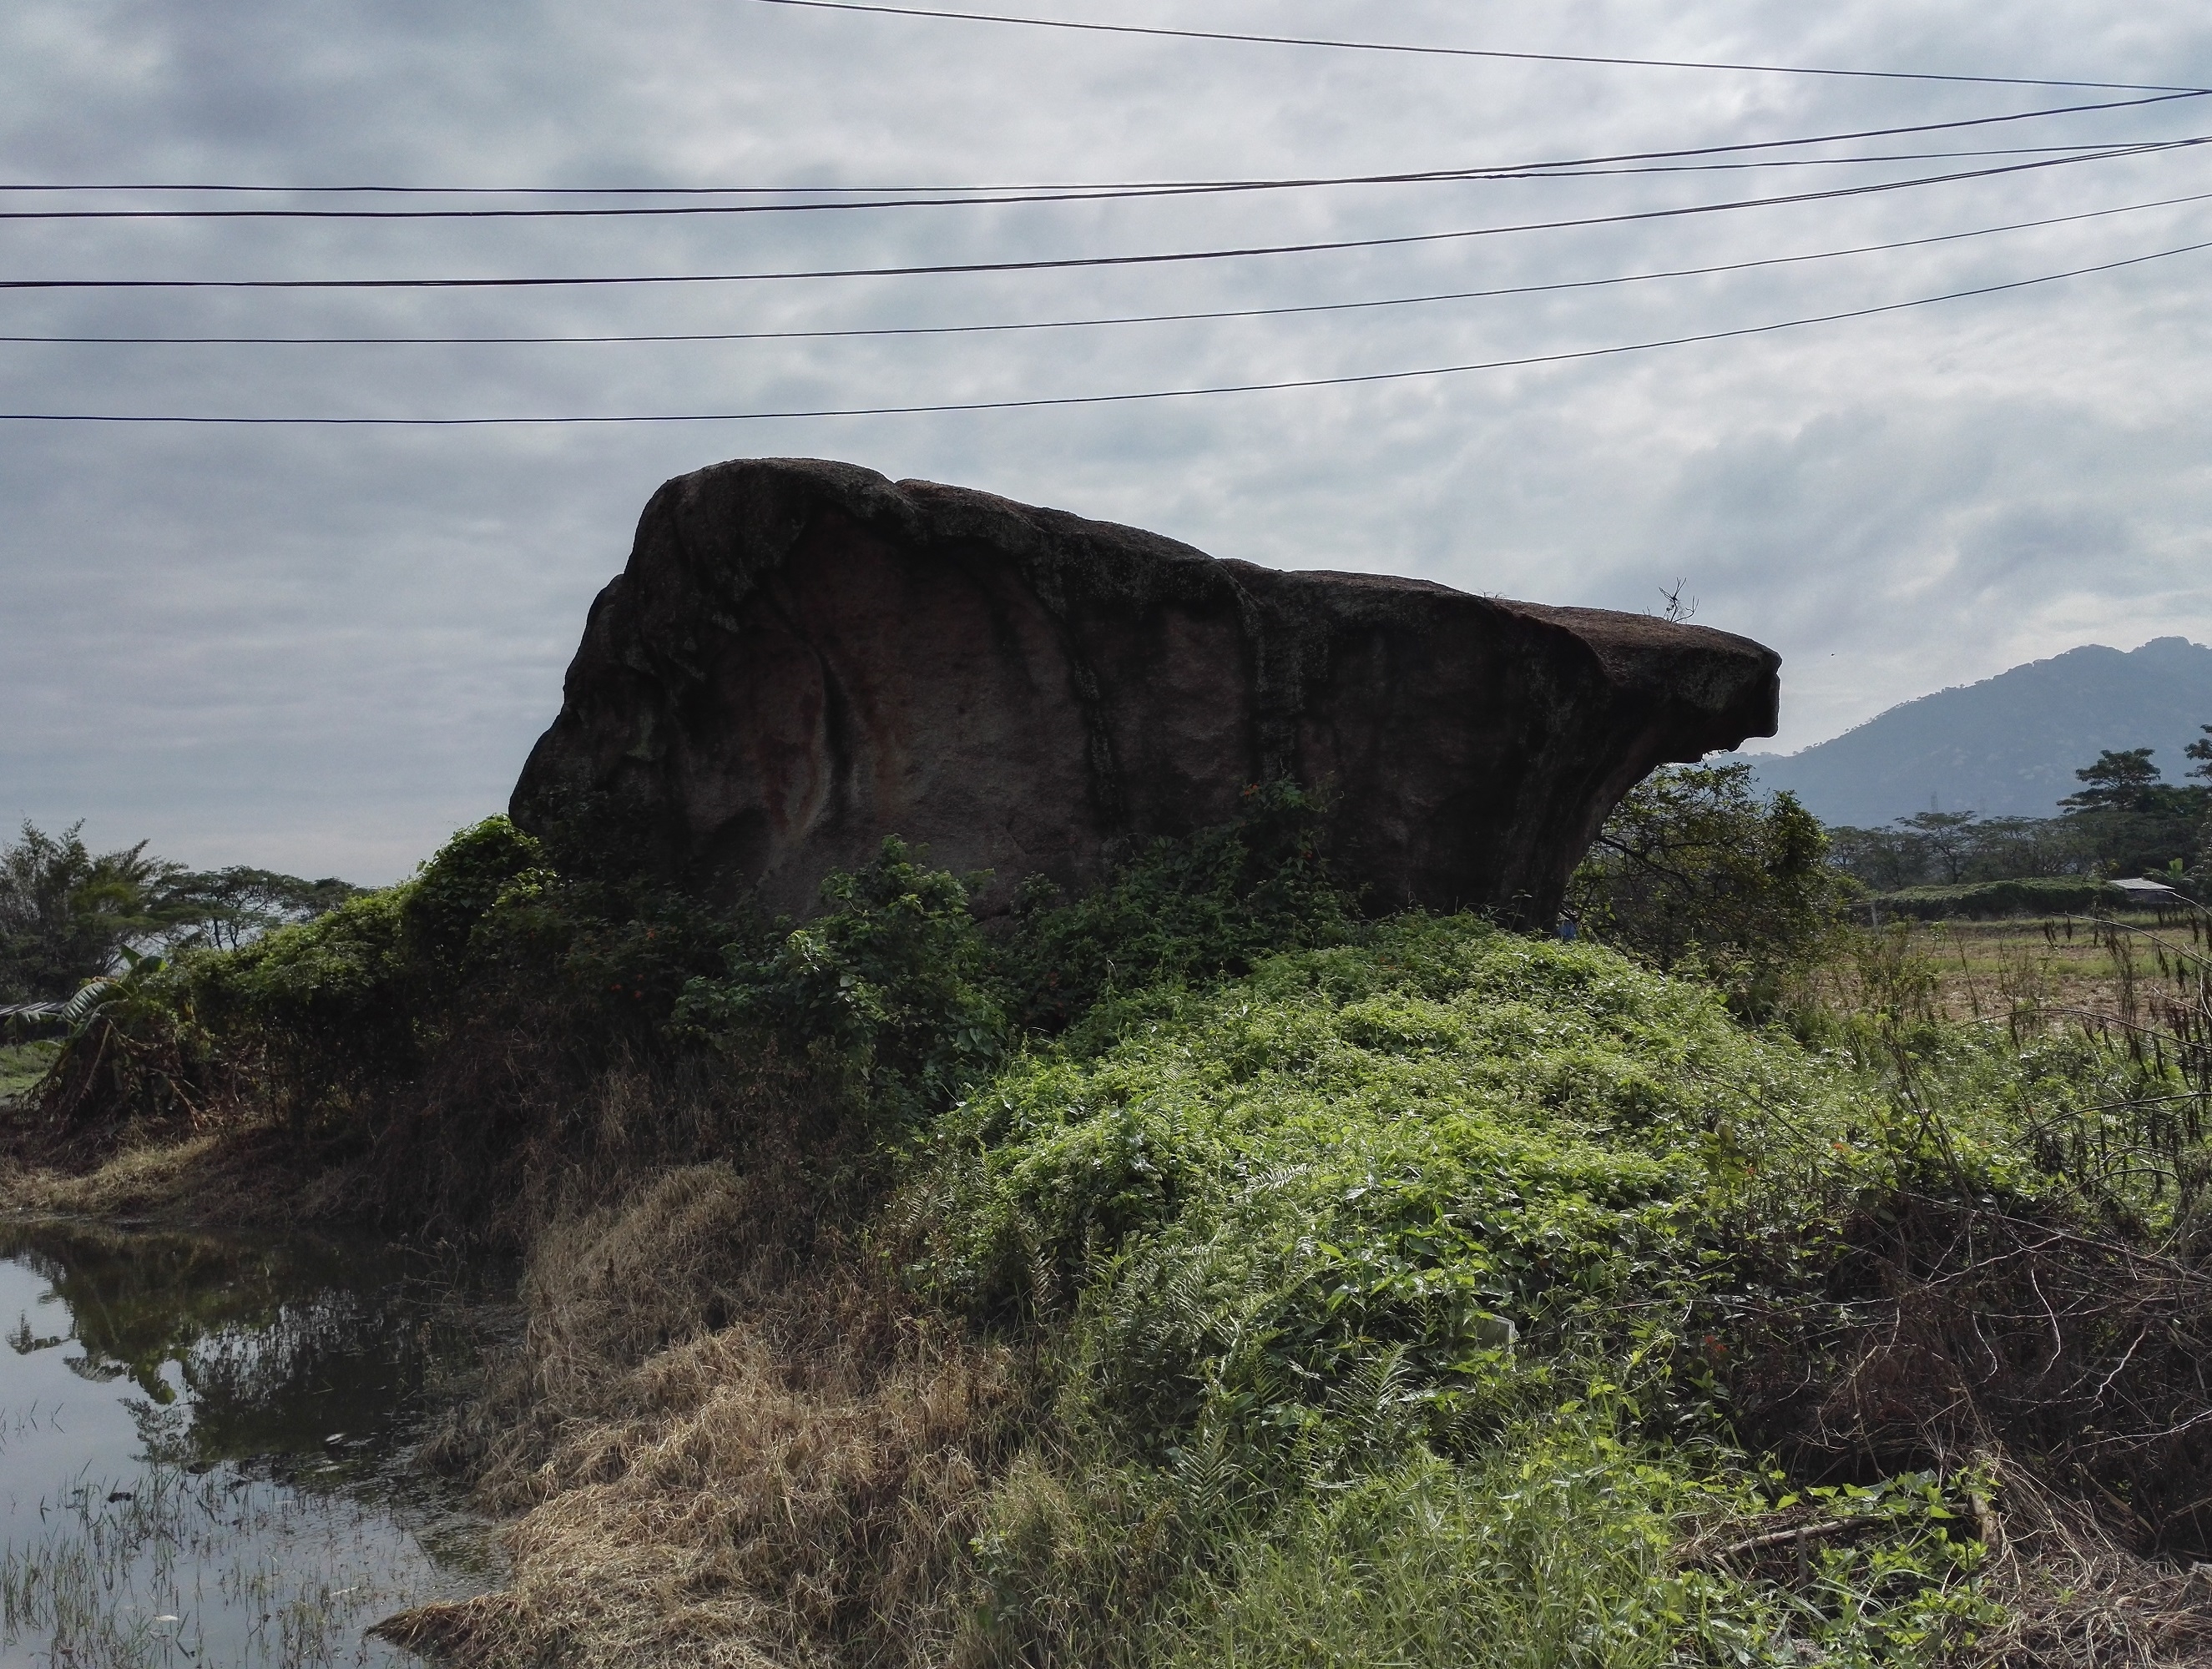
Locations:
513;458;1780;924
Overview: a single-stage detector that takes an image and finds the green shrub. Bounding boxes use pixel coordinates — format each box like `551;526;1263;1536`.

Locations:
901;915;1882;1456
123;816;725;1134
398;815;544;971
676;836;1006;1126
462;865;735;1052
901;915;2058;1665
186;886;417;1125
179;819;539;1126
994;779;1357;1038
1867;876;2129;920
1568;764;1848;1016
183;818;551;1126
674;784;1361;1127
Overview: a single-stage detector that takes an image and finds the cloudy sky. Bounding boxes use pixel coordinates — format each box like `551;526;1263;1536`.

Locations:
5;0;2210;881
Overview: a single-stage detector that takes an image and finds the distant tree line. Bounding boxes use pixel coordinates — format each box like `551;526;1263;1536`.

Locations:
1824;727;2212;893
0;820;361;1004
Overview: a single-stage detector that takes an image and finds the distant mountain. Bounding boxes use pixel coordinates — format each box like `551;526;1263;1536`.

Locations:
1738;637;2212;827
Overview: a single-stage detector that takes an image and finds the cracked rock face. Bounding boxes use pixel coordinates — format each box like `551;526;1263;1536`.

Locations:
513;458;1780;925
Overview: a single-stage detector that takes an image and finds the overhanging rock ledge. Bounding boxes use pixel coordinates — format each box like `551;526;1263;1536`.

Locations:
513;458;1781;925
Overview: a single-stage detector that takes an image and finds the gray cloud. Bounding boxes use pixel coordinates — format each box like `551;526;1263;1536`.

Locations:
4;1;2212;877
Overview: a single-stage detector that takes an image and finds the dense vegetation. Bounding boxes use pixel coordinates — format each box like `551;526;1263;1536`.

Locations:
1563;761;1842;1014
6;776;2212;1667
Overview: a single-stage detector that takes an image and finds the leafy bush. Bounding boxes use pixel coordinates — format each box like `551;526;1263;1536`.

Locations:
674;783;1360;1126
902;919;1868;1440
994;779;1356;1037
186;886;419;1127
1567;763;1846;1014
28;815;735;1144
675;837;1005;1127
396;814;545;973
179;817;545;1127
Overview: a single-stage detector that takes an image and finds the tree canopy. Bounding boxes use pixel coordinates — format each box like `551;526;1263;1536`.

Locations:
2061;747;2168;814
2187;724;2212;784
1567;760;1846;1014
0;823;180;1003
0;823;362;1004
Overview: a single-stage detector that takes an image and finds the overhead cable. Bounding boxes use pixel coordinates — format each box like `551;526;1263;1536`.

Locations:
6;236;2207;424
0;144;2174;221
5;139;2204;291
0;93;2201;218
0;124;2186;196
11;189;2212;346
743;0;2212;95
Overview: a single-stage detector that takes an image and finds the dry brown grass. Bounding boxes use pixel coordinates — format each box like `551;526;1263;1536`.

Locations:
1972;1463;2212;1669
0;1120;378;1230
381;1160;1031;1669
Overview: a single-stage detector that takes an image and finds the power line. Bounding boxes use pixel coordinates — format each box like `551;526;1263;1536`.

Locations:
0;94;2201;219
6;236;2206;425
743;0;2212;95
5;139;2203;292
0;144;2178;223
11;189;2210;347
0;130;2179;196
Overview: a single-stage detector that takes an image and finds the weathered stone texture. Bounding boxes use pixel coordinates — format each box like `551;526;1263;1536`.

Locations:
513;458;1780;924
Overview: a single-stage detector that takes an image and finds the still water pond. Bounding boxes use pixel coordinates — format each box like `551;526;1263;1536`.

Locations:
0;1218;503;1667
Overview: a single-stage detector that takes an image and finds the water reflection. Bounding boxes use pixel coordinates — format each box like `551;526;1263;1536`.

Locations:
0;1218;503;1667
